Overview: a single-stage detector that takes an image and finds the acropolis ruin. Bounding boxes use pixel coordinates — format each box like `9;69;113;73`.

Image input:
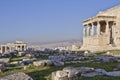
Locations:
0;41;27;53
81;5;120;51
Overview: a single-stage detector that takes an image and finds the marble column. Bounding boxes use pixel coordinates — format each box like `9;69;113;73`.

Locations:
15;46;18;51
20;46;22;51
9;47;12;52
1;46;3;53
87;26;90;36
112;22;116;38
83;26;87;36
91;23;94;36
97;21;100;35
25;45;27;51
106;21;109;34
5;46;7;53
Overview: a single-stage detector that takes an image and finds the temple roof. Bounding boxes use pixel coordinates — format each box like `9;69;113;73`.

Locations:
82;5;120;25
82;16;116;25
98;5;120;15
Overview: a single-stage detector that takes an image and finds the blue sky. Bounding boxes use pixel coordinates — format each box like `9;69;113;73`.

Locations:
0;0;120;43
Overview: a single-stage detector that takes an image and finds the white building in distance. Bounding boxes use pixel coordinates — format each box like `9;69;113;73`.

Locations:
0;41;27;53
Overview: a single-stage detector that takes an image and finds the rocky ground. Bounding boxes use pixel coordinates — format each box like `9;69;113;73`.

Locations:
0;50;120;80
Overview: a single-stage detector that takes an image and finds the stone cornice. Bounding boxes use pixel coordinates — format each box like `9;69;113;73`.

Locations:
82;16;116;26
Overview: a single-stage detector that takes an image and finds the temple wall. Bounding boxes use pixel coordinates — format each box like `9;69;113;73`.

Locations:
81;5;120;51
99;34;110;46
98;6;120;47
83;34;110;47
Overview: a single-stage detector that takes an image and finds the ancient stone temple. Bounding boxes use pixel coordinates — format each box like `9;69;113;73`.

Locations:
81;5;120;51
0;41;27;53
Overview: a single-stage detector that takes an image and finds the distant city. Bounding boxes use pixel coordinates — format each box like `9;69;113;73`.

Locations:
31;39;82;49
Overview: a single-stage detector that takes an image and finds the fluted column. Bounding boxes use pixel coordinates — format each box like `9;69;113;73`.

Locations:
106;21;109;34
91;23;94;36
97;21;100;35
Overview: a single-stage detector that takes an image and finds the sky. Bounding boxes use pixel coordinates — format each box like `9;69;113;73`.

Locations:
0;0;120;43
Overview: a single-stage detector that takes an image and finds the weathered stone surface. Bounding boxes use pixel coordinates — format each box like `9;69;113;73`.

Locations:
63;67;80;78
81;72;103;77
95;69;107;75
46;60;53;66
0;72;33;80
10;61;19;65
79;67;94;73
33;60;45;66
97;56;117;62
33;60;53;66
53;61;64;66
52;71;69;80
22;58;33;64
0;58;10;63
56;71;68;78
106;71;120;77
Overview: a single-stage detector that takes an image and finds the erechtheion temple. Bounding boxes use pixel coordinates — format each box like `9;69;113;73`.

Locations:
0;41;27;53
81;5;120;51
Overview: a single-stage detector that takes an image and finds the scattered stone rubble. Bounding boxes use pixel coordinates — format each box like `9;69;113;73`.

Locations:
0;50;120;80
0;72;33;80
52;66;120;80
